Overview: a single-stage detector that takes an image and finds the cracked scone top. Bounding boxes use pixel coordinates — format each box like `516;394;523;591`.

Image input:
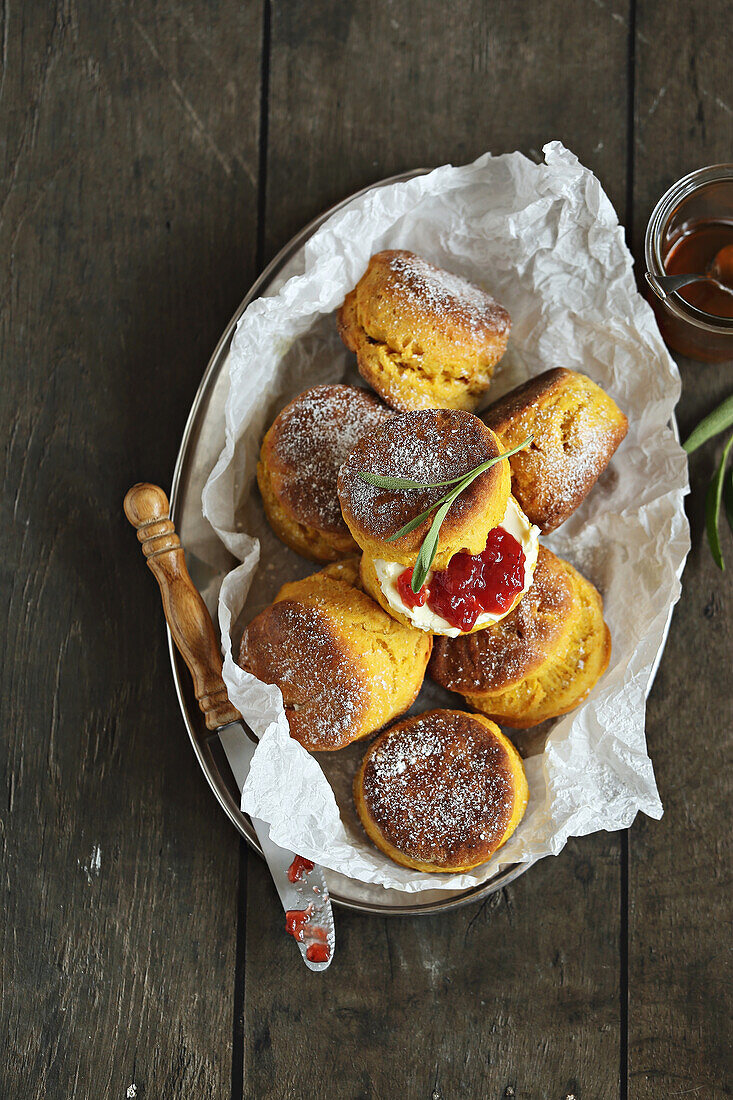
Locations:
483;368;628;533
354;709;528;872
338;250;511;411
237;559;431;752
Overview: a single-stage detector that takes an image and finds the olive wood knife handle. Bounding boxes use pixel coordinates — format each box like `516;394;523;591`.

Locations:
124;482;241;731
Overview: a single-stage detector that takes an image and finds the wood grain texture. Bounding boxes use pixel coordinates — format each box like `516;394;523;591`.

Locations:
3;2;731;1098
0;3;261;1097
629;2;733;1097
264;0;632;262
244;839;621;1099
241;2;631;1096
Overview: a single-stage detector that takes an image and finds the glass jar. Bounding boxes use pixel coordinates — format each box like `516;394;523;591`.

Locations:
644;164;733;362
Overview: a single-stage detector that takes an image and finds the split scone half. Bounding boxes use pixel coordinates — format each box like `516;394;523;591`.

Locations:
429;547;611;728
354;709;528;872
257;384;392;562
337;408;540;637
238;559;431;752
483;368;628;533
338;250;510;412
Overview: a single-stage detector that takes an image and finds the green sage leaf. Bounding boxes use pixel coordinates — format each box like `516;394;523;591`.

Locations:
683;394;733;454
386;498;452;542
705;433;733;570
372;434;533;593
358;471;467;491
411;496;455;593
360;436;534;495
357;471;452;490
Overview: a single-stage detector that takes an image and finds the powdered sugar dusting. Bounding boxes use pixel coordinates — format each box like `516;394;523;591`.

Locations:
239;596;367;750
483;371;628;531
388;251;509;336
521;420;621;529
362;711;515;865
270;385;390;531
339;408;502;542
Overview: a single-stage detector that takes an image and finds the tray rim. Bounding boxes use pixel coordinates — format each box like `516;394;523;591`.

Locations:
168;168;675;916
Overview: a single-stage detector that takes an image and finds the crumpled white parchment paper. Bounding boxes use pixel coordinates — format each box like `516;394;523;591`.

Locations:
202;142;690;893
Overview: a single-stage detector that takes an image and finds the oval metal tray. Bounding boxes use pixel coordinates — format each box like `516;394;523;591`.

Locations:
168;171;674;915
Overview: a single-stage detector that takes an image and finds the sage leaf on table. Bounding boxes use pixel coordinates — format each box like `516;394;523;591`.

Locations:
683;393;733;454
705;433;733;570
357;436;533;594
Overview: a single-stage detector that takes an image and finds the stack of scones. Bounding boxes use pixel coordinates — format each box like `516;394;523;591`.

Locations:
239;250;627;873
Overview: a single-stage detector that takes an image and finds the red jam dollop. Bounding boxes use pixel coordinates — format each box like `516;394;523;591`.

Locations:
396;567;428;609
287;854;315;883
398;526;526;633
306;941;331;963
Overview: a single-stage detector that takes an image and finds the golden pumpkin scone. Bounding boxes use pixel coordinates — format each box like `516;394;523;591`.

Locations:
483;368;628;533
338;409;540;638
237;558;431;752
338;409;511;568
354;709;528;872
338;250;511;411
429;549;611;728
257;384;391;561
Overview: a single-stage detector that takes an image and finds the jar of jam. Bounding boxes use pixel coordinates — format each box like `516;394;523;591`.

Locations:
644;164;733;362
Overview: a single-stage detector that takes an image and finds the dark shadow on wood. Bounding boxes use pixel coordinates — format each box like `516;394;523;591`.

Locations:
231;840;249;1100
231;4;272;1097
621;2;636;1095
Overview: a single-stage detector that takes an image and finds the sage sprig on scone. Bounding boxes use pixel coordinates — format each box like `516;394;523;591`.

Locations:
358;436;533;592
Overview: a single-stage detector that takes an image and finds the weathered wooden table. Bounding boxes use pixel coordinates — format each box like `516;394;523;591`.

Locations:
2;3;731;1097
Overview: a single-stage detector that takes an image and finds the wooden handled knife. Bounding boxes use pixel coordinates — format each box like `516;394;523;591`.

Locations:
124;483;335;971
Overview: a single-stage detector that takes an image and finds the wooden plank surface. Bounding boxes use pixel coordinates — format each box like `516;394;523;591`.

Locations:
0;3;262;1098
241;3;632;1097
264;0;632;263
244;839;622;1099
629;2;733;1097
2;2;731;1098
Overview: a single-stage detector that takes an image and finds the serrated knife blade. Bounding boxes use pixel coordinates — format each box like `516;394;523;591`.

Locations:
218;721;335;972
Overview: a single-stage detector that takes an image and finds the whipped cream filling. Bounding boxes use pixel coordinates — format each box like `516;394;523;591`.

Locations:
374;497;540;637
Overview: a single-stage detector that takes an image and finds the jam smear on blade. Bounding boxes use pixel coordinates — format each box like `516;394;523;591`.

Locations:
287;854;314;883
285;905;313;942
285;906;330;960
306;942;331;963
398;526;526;632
